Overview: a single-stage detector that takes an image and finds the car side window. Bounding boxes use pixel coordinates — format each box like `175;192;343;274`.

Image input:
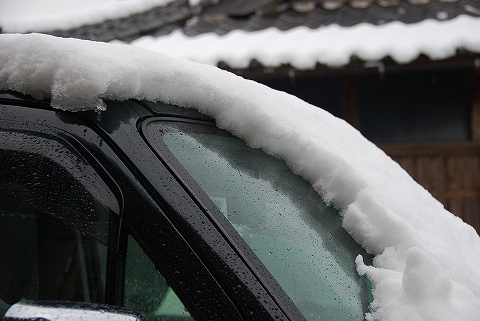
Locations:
145;121;372;321
0;130;120;247
0;129;119;317
0;198;108;317
125;235;193;321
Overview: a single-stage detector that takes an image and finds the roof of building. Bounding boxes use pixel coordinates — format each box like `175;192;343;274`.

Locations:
130;14;480;69
7;0;478;41
20;0;192;42
2;0;479;69
178;0;480;37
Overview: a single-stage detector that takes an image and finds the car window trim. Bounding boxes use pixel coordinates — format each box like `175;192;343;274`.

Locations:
141;116;307;321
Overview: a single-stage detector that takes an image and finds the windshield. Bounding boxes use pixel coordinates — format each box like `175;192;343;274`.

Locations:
145;120;371;321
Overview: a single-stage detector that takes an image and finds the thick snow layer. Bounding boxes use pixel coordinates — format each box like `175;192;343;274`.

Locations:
130;14;480;68
0;0;174;33
1;33;480;320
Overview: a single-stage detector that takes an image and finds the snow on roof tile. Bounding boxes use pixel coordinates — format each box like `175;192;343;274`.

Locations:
0;0;192;41
180;0;480;36
2;0;479;41
2;0;479;68
130;14;480;69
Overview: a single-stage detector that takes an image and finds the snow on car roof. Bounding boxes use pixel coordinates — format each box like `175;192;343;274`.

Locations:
1;33;479;320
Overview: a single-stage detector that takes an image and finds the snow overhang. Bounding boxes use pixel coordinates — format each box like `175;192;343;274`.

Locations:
129;14;480;69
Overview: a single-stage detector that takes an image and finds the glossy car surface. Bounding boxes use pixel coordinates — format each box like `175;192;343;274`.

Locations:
0;91;371;321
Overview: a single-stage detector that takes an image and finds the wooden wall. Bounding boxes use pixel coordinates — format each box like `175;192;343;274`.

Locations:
383;143;480;234
375;60;480;235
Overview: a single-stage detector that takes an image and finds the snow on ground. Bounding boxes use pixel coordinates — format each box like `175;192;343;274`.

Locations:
129;14;480;68
1;33;480;320
0;0;174;33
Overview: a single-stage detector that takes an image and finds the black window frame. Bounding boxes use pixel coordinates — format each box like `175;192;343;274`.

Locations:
0;97;248;320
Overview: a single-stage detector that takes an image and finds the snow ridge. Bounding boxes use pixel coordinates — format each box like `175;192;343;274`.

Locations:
131;15;480;68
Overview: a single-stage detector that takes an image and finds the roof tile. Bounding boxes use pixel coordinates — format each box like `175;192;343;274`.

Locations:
36;0;480;42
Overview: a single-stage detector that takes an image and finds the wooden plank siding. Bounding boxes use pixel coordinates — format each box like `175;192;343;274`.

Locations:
382;143;480;233
471;58;480;141
377;59;480;234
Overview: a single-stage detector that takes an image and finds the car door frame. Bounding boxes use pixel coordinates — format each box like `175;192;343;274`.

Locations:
0;93;306;321
0;94;244;320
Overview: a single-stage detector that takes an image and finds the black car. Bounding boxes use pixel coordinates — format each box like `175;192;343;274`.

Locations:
0;91;372;321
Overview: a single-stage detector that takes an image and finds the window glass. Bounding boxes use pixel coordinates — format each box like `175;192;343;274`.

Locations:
146;121;372;321
357;68;473;144
0;130;120;248
259;75;343;118
0;198;108;317
125;235;193;321
0;128;120;318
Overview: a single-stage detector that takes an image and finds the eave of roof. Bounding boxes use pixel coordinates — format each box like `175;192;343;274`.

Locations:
2;0;479;69
2;0;479;41
0;0;189;40
129;14;480;69
181;0;480;37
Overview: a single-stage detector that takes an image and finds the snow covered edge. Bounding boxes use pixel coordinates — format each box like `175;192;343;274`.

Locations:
130;14;480;68
0;0;175;33
1;33;480;320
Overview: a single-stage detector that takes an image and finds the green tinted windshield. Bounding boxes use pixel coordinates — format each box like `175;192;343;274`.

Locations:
147;121;371;320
